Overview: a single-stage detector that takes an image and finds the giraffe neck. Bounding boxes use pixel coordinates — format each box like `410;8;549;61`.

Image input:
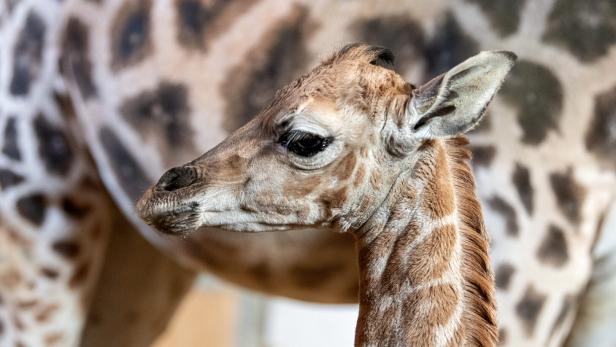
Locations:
354;137;497;347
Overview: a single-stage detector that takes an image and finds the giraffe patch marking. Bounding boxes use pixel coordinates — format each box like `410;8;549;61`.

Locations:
0;169;24;189
498;328;507;345
353;165;366;188
403;284;460;341
61;197;91;219
470;145;496;167
2;117;21;161
69;261;90;288
465;0;525;37
111;0;152;70
61;18;97;98
549;169;585;225
10;11;45;96
516;285;547;336
221;5;315;132
177;0;216;48
586;84;616;169
175;0;256;50
52;240;81;259
333;152;357;181
351;15;425;70
99;127;152;203
44;333;63;346
488;196;518;237
40;267;59;280
543;0;616;62
16;193;47;226
512;162;534;215
500;60;563;145
408;225;457;284
537;225;569;267
121;81;194;153
35;303;59;322
16;299;38;310
284;175;320;197
424;12;479;76
495;263;515;290
33;114;74;176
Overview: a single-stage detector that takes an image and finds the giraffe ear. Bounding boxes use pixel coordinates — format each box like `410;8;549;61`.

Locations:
408;51;516;139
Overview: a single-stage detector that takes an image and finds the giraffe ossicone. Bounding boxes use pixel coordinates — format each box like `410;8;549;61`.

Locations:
138;44;516;346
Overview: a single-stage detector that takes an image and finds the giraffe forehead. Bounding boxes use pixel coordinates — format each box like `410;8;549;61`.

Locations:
261;55;411;136
282;55;406;102
292;102;348;130
274;97;377;143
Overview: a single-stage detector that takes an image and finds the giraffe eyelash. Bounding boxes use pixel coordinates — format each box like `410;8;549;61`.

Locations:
277;130;333;157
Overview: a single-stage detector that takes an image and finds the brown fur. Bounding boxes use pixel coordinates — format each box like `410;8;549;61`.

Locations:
44;332;63;345
110;0;153;70
408;224;457;284
445;136;498;346
403;284;461;343
35;304;59;323
175;0;258;50
422;147;456;219
355;137;497;346
369;170;383;191
69;261;90;288
334;152;358;181
258;44;410;133
353;164;366;188
285;175;321;197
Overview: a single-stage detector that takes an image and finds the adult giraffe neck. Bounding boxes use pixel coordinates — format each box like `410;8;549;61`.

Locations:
354;137;497;347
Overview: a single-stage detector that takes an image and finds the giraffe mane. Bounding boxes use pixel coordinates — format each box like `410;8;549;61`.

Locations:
446;135;498;346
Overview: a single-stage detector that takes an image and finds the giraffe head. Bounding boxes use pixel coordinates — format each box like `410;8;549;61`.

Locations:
137;43;515;235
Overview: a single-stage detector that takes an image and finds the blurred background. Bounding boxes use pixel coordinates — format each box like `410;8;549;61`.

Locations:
2;0;616;346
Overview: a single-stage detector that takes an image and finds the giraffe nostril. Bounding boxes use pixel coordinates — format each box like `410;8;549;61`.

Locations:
156;166;198;192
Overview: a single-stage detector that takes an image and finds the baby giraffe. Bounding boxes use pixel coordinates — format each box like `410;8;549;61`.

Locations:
138;44;515;346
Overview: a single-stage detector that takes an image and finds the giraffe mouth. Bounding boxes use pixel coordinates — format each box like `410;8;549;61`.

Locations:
137;186;204;235
137;185;319;234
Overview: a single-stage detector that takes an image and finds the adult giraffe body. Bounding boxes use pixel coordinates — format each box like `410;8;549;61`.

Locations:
1;0;616;346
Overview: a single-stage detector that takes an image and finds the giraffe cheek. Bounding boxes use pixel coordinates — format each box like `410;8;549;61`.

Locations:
282;175;321;198
316;187;349;221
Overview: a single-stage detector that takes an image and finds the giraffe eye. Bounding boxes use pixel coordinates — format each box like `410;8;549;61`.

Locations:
278;130;332;157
